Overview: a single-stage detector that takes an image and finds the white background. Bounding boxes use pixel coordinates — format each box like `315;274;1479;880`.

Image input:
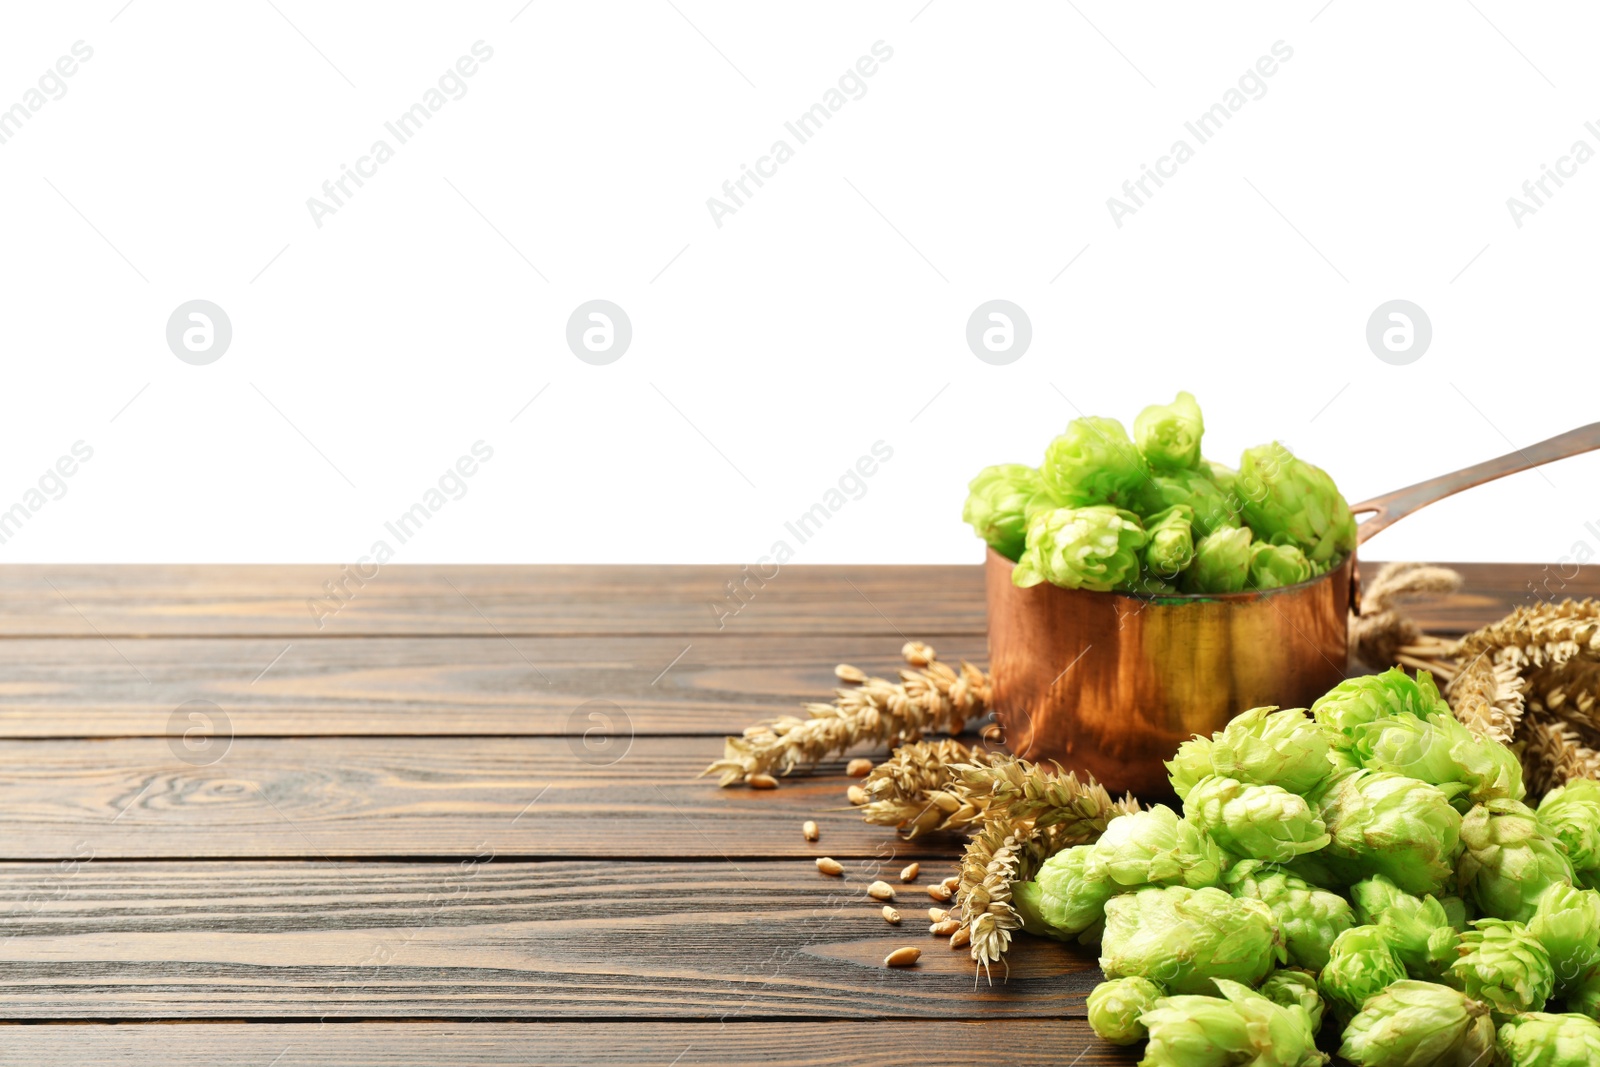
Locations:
0;1;1595;567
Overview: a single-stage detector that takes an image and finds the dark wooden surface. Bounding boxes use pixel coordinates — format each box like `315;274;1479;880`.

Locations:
0;562;1587;1063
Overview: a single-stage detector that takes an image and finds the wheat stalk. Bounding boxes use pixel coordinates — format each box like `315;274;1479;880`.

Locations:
1448;648;1526;744
857;739;1006;837
1522;715;1600;795
950;761;1137;976
702;642;992;786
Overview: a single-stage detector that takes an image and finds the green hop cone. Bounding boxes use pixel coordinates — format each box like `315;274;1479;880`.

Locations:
1087;976;1163;1045
1248;541;1314;590
1133;391;1205;471
1337;980;1494;1067
1209;979;1325;1067
1088;804;1224;890
1258;969;1326;1033
1021;844;1115;940
1440;894;1470;930
1457;798;1575;923
1235;441;1357;565
1529;883;1600;993
1183;775;1330;862
1311;667;1450;748
1350;874;1460;979
1497;1011;1600;1067
1349;710;1525;811
1166;734;1214;802
961;464;1052;562
1100;885;1283;994
1208;705;1333;797
1443;917;1554;1021
1138;980;1326;1067
1319;770;1463;897
1040;416;1148;507
1320;924;1408;1020
1136;993;1253;1067
1011;505;1146;592
1133;467;1242;539
1181;526;1254;594
1142;504;1195;579
1010;880;1065;941
1225;859;1355;971
1539;778;1600;873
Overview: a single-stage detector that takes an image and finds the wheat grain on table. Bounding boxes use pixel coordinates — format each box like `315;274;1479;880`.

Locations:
0;563;1585;1065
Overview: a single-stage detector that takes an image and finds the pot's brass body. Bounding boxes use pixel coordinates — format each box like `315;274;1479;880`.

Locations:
986;548;1354;798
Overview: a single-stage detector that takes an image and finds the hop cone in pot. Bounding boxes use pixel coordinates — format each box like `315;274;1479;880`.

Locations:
1010;504;1145;592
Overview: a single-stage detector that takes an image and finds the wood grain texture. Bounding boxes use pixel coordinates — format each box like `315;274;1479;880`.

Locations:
0;736;967;859
0;561;1574;636
0;635;987;738
0;860;1101;1019
0;1021;1135;1064
0;565;985;637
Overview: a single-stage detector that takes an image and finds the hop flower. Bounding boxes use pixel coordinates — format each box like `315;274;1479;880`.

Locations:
1249;541;1314;590
1040;416;1148;507
1529;883;1600;994
1235;441;1357;565
961;464;1052;561
1312;667;1450;748
1258;969;1326;1033
1443;917;1554;1021
1539;778;1600;873
1207;705;1334;798
1319;770;1464;897
1132;467;1242;539
1166;734;1215;802
1087;804;1224;890
1320;925;1408;1020
1133;391;1205;471
1457;798;1575;923
1142;504;1195;579
1348;710;1525;811
1086;975;1162;1045
1181;526;1254;594
1138;979;1326;1067
1349;874;1461;979
1183;775;1330;861
1099;885;1283;994
1010;505;1146;592
1496;1012;1600;1067
1225;859;1355;971
1016;844;1114;941
1136;992;1254;1066
1337;981;1494;1067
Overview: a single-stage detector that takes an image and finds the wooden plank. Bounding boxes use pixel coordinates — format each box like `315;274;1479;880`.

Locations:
0;860;1102;1020
0;562;1573;637
0;736;967;859
0;1021;1133;1064
0;635;987;738
0;565;985;637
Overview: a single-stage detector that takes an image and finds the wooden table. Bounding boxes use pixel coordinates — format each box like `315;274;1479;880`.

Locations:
0;562;1585;1064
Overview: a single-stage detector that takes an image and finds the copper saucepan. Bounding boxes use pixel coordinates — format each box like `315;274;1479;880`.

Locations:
986;421;1600;798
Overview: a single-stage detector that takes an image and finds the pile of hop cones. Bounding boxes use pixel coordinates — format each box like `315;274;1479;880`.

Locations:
706;565;1600;977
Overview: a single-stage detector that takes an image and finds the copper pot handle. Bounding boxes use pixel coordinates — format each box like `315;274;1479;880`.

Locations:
1343;421;1600;615
1349;421;1600;546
